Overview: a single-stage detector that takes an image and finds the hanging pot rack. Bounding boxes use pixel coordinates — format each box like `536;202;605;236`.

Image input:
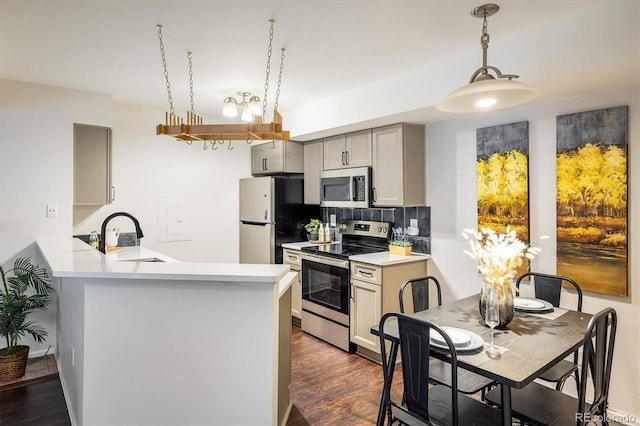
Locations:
155;20;290;144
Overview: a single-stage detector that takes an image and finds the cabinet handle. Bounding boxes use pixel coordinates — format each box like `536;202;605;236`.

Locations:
263;158;267;171
360;271;374;278
287;255;298;261
111;185;116;202
345;151;349;165
372;187;376;202
341;151;346;165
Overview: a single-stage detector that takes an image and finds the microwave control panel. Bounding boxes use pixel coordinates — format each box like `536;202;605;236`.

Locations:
353;176;366;201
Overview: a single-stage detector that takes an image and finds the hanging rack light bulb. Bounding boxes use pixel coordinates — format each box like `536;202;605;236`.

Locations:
222;92;262;121
436;3;540;113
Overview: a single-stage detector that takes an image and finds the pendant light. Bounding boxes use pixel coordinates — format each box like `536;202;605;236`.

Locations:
436;4;540;113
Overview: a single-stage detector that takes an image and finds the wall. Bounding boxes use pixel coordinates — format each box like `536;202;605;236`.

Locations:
425;86;640;421
0;79;112;356
0;80;253;358
73;101;252;263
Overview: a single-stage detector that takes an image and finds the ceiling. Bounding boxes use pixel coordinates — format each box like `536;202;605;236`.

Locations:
1;0;638;140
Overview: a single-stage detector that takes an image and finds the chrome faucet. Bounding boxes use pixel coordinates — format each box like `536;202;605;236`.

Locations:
99;212;144;253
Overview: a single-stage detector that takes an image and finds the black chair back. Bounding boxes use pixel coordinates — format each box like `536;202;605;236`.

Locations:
515;272;583;311
578;307;617;422
399;276;442;313
379;312;460;425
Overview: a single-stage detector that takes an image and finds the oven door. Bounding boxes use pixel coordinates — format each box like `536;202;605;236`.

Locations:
301;254;350;324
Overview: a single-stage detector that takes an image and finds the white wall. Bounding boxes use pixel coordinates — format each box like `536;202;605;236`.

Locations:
0;80;253;357
73;101;252;263
426;86;640;421
0;79;112;356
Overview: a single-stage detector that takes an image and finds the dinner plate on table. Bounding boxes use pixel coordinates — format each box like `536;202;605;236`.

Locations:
429;327;483;351
514;297;554;313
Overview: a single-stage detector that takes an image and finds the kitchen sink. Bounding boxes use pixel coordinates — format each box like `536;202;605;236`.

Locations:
118;257;165;262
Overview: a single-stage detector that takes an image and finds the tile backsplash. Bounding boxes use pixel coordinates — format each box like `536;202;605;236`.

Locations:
321;206;431;254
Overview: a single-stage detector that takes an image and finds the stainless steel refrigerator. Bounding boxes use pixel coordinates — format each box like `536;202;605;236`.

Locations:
239;175;319;264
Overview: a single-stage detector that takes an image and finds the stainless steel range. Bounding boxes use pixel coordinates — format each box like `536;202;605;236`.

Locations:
300;220;391;352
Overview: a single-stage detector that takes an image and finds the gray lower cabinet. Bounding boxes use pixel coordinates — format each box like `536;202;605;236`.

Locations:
283;248;302;325
73;123;113;205
350;259;428;359
251;140;304;175
372;123;426;207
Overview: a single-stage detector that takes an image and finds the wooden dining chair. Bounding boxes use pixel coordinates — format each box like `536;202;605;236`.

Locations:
485;307;617;426
515;272;583;390
399;277;495;396
378;312;503;426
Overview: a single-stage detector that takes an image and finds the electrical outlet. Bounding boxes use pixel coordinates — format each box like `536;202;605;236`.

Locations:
330;214;337;227
410;218;418;227
46;204;57;218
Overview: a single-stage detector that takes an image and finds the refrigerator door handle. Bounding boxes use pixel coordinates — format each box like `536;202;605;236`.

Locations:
240;221;269;226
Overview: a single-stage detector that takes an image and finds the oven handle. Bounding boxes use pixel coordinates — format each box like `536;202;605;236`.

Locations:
301;253;349;269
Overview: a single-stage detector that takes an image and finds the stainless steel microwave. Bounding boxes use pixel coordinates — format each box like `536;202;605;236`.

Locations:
320;167;371;208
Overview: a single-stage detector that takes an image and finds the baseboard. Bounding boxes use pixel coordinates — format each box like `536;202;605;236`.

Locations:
605;407;639;426
56;359;78;426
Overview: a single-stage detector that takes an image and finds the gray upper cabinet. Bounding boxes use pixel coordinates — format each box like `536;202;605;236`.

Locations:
303;139;324;205
73;123;113;205
323;129;372;170
372;123;425;207
251;140;304;175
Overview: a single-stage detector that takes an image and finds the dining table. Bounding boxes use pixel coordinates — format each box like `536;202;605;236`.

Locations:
371;293;592;426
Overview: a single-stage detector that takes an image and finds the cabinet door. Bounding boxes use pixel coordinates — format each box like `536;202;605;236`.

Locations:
350;279;382;353
74;123;112;205
283;249;302;319
345;129;372;168
372;124;404;206
304;140;323;204
323;135;347;170
265;140;284;172
251;143;268;174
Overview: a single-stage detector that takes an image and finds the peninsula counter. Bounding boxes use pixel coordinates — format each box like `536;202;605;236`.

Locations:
37;238;294;426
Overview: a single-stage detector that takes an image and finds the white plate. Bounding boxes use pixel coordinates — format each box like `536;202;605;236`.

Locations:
430;326;472;347
429;327;483;352
514;297;553;312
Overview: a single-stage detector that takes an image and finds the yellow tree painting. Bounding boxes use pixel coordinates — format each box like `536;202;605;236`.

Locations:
476;121;529;241
556;106;628;296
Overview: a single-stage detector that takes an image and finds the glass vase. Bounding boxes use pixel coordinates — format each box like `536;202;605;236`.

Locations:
479;280;515;328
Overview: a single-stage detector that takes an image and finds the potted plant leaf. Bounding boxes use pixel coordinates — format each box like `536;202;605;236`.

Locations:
0;257;54;381
304;219;322;242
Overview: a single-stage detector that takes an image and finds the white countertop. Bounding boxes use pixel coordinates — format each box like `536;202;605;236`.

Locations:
282;241;340;250
37;238;290;283
349;251;431;266
282;240;430;265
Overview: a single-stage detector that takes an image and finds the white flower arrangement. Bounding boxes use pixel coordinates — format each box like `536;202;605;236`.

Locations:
462;227;540;291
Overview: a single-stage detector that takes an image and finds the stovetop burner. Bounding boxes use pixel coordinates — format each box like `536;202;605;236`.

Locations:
301;220;391;260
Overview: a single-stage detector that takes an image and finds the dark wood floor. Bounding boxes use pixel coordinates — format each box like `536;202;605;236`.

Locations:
287;325;403;425
0;376;71;425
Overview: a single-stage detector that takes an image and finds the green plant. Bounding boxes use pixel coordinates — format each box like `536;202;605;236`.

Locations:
304;219;322;235
390;227;413;247
0;257;54;355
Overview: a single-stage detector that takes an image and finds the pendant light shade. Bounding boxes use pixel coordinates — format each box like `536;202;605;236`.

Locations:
436;4;540;113
437;78;540;113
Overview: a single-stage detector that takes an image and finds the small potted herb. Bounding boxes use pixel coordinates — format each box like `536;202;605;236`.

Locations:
304;219;322;242
389;227;413;256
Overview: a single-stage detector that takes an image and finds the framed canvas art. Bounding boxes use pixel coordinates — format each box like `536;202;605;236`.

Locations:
556;106;628;296
476;121;530;241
